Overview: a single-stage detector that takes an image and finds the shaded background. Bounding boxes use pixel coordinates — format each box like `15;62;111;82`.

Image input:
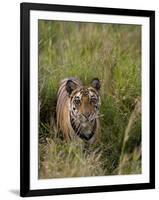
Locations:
38;20;141;179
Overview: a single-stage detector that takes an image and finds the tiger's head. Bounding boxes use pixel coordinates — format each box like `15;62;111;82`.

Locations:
65;78;101;141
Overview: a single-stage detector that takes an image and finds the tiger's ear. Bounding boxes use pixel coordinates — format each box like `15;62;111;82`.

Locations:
91;78;100;91
66;80;78;95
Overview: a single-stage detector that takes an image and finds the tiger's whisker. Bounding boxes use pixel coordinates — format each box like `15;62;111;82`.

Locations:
76;124;82;136
89;114;104;121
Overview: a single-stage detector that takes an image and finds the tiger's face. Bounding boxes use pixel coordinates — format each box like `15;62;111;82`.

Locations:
66;78;101;141
70;89;100;122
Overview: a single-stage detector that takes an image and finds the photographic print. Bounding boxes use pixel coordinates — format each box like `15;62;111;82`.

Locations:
20;3;155;197
38;21;142;179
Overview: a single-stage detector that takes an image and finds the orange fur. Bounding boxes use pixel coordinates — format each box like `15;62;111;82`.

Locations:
56;78;100;143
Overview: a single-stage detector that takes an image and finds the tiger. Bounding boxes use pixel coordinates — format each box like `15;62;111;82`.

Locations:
56;77;101;144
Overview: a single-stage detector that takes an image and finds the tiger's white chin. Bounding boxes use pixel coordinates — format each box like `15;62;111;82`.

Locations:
80;123;93;134
81;121;91;128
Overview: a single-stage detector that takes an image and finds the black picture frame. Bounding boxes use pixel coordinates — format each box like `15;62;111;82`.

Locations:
20;2;155;197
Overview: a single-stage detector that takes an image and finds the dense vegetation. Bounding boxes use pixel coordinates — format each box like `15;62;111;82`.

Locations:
38;20;141;179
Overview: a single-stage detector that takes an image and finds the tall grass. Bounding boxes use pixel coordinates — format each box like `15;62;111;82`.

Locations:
38;20;141;178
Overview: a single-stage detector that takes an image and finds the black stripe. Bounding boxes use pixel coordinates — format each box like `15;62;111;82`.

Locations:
89;88;99;97
70;114;81;135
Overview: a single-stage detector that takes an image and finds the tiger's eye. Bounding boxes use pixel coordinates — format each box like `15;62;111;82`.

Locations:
74;99;80;105
90;98;97;104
